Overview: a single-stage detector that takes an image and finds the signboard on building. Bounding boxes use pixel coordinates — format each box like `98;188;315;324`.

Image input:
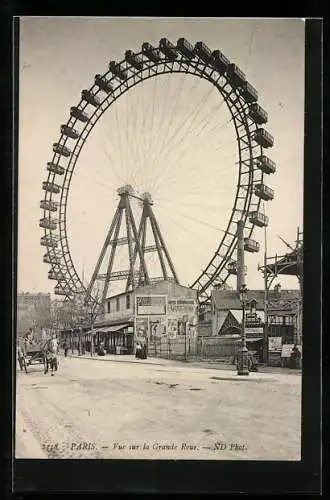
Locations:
168;318;178;339
281;343;294;358
136;295;167;316
245;327;264;338
134;294;197;342
149;316;167;338
135;317;149;340
268;336;282;352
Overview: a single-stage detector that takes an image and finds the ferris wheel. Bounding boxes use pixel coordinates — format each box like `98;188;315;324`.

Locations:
40;37;276;307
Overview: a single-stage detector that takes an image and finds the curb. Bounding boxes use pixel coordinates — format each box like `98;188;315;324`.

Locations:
62;354;302;376
65;354;165;367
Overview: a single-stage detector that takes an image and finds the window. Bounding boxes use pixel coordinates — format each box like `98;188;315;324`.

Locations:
116;297;120;312
107;301;110;314
269;315;284;325
284;315;295;325
126;294;131;309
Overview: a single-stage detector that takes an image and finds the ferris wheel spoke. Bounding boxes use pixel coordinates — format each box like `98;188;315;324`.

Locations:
156;202;226;235
153;144;237;197
155;100;229;188
100;141;124;185
149;88;217;189
147;76;211;181
154;208;215;261
126;93;146;185
145;70;191;184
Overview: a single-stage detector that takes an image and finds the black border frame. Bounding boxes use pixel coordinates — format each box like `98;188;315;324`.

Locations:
1;16;322;496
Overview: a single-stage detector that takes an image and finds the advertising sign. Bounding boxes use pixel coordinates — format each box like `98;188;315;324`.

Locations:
149;316;167;338
168;318;178;339
136;295;167;316
281;343;294;358
135;317;149;340
268;336;282;352
168;298;195;316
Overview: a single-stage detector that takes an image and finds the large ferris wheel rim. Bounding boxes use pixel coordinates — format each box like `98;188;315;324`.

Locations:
42;39;265;302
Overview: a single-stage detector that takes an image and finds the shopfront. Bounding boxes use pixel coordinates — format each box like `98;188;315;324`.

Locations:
133;281;198;359
93;324;134;354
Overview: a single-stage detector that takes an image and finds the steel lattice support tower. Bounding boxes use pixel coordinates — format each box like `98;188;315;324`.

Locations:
86;186;179;311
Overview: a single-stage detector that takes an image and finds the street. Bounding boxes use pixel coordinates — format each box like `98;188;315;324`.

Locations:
15;355;301;461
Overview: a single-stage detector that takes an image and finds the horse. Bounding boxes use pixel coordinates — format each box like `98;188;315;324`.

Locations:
43;338;59;376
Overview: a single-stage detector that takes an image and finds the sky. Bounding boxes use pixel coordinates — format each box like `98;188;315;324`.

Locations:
18;17;305;297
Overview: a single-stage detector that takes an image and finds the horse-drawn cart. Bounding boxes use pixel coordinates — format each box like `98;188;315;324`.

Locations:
17;338;47;374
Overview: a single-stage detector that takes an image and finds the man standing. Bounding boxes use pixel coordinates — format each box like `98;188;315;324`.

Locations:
63;340;69;358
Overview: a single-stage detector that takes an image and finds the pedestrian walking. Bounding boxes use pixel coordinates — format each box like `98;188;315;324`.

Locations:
135;342;142;359
63;341;68;358
248;351;258;372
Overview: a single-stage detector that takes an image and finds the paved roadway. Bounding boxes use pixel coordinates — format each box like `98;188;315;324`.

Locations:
15;354;301;461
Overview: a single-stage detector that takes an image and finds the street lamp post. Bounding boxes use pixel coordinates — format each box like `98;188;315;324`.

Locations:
237;284;249;376
89;311;94;357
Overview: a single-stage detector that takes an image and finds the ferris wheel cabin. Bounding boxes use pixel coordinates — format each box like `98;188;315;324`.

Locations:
244;238;260;253
254;183;274;201
240;81;258;103
125;51;144;71
39;217;57;230
142;42;161;63
70;106;89;123
40;200;58;212
47;162;65;175
255;155;276;174
109;61;128;81
212;50;230;74
227;261;247;275
94;74;114;93
249;211;269;227
249;103;268;124
253;128;274;148
81;90;100;107
176;38;195;59
194;41;213;64
227;63;246;88
53;143;71;158
61;124;79;140
48;270;65;280
42;181;61;194
43;253;53;264
159;38;178;60
40;235;58;248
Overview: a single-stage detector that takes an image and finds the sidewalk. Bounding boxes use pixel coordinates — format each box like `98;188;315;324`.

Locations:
61;350;301;376
64;350;169;366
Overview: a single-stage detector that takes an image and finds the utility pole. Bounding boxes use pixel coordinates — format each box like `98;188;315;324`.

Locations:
236;220;245;292
236;220;249;375
263;203;269;365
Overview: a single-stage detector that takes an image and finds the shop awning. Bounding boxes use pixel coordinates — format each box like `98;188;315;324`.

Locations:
93;324;130;335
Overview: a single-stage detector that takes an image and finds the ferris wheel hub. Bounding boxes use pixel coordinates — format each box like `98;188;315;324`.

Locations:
141;192;153;204
117;184;134;195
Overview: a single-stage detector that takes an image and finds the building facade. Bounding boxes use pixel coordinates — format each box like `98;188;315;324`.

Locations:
73;280;198;358
211;288;302;365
